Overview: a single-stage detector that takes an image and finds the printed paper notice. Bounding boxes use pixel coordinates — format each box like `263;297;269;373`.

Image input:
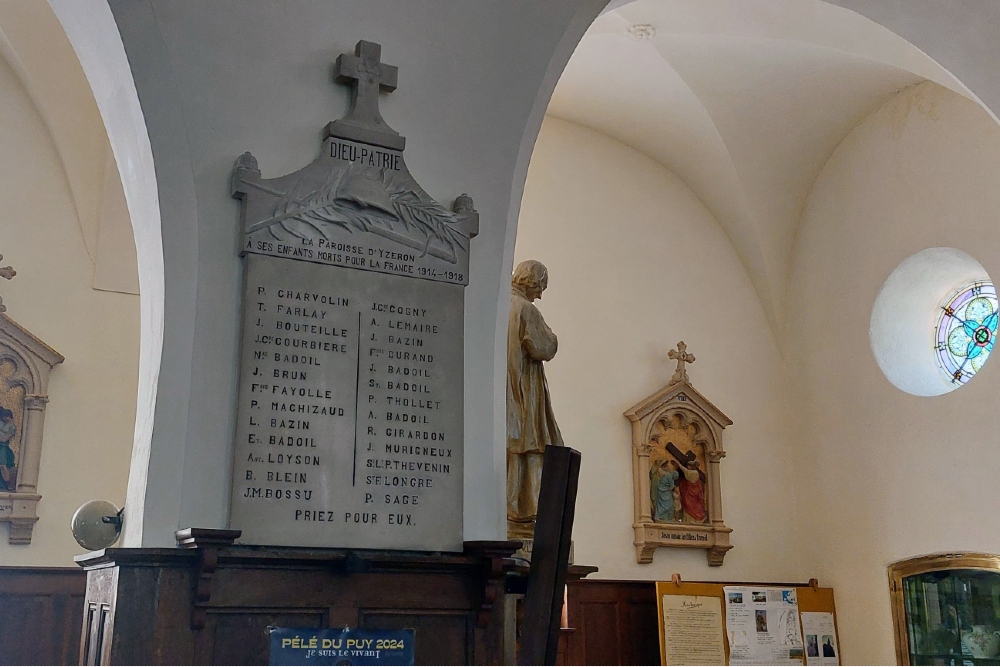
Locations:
723;586;804;665
802;612;839;665
660;595;726;665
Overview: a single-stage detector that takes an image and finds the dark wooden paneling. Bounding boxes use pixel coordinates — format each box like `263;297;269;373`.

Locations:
81;566;117;666
560;579;659;666
0;567;86;666
363;611;472;665
581;602;619;665
78;542;517;665
209;612;324;666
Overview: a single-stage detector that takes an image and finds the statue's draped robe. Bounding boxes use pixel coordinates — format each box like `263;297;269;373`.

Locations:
679;466;707;523
0;421;15;491
507;287;563;522
650;467;679;523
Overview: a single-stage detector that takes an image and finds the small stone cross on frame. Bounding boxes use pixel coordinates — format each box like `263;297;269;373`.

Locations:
668;341;695;385
0;253;15;314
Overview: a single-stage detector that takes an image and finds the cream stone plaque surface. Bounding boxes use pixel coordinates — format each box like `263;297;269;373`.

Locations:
230;255;463;549
227;40;475;551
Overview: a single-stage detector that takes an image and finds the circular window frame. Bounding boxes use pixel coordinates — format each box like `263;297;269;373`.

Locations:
870;247;993;396
934;281;997;386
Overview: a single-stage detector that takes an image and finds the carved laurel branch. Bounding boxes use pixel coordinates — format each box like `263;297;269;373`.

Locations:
243;164;467;264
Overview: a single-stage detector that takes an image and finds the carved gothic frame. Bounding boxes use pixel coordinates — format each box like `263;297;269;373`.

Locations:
624;377;733;566
0;313;63;543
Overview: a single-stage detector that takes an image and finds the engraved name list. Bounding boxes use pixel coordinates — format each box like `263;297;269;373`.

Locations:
230;256;463;550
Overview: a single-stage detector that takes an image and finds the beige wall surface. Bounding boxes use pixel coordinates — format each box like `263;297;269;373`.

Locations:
789;81;1000;664
520;84;1000;663
0;54;138;566
515;117;805;583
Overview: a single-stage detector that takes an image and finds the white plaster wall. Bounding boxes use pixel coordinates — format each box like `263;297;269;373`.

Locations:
102;0;608;546
515;117;805;582
43;18;1000;666
0;56;138;564
76;0;1000;561
789;81;1000;664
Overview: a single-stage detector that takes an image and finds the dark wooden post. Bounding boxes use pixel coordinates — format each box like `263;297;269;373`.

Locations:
518;446;581;666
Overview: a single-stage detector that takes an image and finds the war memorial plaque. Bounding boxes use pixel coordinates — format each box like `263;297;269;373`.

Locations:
228;41;477;551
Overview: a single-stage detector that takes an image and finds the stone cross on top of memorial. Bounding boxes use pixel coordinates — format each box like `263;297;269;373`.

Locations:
228;41;475;552
329;40;403;151
232;39;478;284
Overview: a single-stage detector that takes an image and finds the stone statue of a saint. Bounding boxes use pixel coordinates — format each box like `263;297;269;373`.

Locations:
507;260;563;538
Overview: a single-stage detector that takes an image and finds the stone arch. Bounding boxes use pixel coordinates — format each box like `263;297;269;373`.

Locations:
46;0;165;546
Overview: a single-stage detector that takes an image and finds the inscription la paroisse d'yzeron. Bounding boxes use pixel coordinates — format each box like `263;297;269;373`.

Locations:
228;40;478;552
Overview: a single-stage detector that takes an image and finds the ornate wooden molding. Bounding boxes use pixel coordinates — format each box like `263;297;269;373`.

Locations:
175;528;242;630
464;540;521;629
75;541;517;665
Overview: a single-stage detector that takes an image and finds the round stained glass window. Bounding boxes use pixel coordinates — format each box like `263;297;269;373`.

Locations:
935;281;998;385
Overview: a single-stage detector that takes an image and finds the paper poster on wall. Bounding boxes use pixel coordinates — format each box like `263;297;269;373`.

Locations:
723;586;804;665
801;612;840;665
659;594;727;665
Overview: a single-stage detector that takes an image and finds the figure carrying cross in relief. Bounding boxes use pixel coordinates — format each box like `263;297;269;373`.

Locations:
677;457;708;523
506;260;563;538
668;341;695;385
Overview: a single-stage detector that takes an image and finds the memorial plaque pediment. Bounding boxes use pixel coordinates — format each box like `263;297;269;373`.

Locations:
228;40;475;552
624;342;733;566
232;40;478;286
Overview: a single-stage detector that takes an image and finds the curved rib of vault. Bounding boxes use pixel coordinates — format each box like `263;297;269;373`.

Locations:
549;0;974;335
548;10;775;325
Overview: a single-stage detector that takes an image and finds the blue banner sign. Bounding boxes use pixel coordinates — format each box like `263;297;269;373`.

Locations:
269;627;415;666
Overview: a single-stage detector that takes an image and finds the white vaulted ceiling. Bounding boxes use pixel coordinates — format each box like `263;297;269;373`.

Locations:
548;0;975;332
0;0;138;294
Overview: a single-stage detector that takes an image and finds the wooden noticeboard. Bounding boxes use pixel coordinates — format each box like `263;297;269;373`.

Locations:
654;580;839;666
